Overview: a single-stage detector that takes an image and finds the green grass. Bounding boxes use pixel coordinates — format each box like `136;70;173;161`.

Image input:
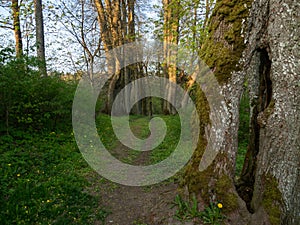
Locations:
236;91;250;176
96;113;181;165
149;115;181;164
96;111;249;178
0;130;109;225
0;108;249;224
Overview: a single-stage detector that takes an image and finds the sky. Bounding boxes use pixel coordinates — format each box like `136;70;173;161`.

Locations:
0;0;160;73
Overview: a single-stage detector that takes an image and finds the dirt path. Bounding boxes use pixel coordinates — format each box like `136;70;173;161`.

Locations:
87;118;194;225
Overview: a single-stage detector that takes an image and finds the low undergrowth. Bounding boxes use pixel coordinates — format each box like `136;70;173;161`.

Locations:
172;195;225;225
0;130;109;225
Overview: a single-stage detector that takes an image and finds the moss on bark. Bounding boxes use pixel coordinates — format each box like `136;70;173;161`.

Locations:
261;174;283;225
181;0;253;217
200;0;252;84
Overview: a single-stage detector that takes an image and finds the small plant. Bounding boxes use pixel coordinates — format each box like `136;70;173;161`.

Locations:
200;202;225;225
133;220;148;225
172;194;201;221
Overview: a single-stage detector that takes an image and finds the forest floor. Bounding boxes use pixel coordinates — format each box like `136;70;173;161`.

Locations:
87;146;181;225
88;115;200;225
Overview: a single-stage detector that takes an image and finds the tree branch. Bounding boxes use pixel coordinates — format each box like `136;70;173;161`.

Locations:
0;25;13;29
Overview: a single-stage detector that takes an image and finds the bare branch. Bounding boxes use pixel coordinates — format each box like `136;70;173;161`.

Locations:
0;24;13;29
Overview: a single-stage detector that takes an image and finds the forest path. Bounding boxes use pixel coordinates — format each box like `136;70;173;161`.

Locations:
86;116;194;225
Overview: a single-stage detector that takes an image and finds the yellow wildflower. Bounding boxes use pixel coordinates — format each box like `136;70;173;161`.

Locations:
8;164;11;166
46;200;51;203
17;174;20;177
217;203;223;209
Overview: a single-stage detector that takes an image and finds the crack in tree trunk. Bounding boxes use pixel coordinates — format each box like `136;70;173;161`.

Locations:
237;48;272;213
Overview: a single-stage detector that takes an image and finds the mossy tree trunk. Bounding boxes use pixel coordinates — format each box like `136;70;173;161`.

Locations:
182;0;253;223
183;0;299;224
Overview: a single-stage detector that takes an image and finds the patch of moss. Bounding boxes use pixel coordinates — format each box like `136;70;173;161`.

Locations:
264;99;275;119
181;0;254;218
262;174;282;225
215;175;239;213
200;0;253;84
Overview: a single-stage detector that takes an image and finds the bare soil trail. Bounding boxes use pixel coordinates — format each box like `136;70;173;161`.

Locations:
86;117;195;225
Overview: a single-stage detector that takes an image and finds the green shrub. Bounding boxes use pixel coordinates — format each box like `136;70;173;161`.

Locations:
0;55;76;133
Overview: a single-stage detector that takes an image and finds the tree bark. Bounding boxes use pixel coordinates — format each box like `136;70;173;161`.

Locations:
12;0;23;57
182;0;253;223
162;0;179;115
94;0;142;115
183;0;299;224
34;0;47;75
242;0;300;224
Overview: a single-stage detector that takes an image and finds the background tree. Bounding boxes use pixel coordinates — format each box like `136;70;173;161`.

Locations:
50;0;102;82
162;0;180;115
94;0;147;115
34;0;46;75
12;0;23;57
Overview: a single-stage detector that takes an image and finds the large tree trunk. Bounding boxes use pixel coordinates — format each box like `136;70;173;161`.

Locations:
12;0;23;57
34;0;47;76
94;0;142;115
182;0;253;223
241;0;300;224
183;0;299;224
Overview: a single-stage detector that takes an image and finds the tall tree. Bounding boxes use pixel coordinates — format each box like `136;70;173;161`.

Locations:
34;0;46;75
182;0;254;223
94;0;144;115
12;0;23;57
239;0;300;223
182;0;300;224
52;0;102;82
162;0;180;114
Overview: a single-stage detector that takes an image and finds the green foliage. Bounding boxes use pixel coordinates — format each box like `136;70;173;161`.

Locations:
171;195;225;224
96;113;119;150
150;115;181;164
172;194;201;221
200;202;225;225
0;131;109;225
96;113;182;167
236;90;250;176
0;47;14;64
0;55;76;132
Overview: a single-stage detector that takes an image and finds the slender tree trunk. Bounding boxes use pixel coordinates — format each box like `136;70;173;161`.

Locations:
34;0;47;76
162;0;179;115
12;0;23;57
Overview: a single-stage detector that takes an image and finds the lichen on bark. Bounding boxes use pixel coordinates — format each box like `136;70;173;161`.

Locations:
182;0;253;222
243;0;300;224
